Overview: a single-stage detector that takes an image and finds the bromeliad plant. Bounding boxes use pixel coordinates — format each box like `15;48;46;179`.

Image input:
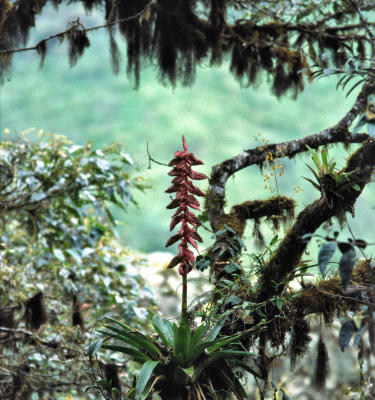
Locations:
89;136;259;400
91;315;259;399
303;145;360;207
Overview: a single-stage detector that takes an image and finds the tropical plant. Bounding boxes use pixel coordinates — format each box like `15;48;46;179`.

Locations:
303;145;361;207
90;315;261;400
89;136;260;400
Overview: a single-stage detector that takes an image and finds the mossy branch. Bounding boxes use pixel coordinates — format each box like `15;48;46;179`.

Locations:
291;259;375;320
207;82;374;233
256;138;375;302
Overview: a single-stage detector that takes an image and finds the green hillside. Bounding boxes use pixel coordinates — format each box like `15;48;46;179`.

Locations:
1;3;374;252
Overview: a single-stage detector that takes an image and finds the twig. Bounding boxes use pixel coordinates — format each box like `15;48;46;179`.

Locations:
146;141;169;169
345;0;375;54
346;217;369;260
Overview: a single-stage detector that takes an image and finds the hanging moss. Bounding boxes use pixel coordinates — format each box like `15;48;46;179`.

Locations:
209;0;226;64
352;259;375;284
81;0;102;12
314;334;330;390
24;292;47;331
289;317;311;369
272;62;290;97
0;0;11;27
72;294;85;330
108;29;121;75
36;39;47;68
0;0;373;97
67;28;90;67
118;0;149;88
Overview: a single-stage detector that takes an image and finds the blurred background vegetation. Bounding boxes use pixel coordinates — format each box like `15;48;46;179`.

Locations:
1;2;374;255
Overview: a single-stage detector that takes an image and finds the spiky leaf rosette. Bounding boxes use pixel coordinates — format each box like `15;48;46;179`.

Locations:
165;136;206;276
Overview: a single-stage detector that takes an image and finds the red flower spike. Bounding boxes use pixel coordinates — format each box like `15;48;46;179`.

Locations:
182;135;188;152
165;136;207;276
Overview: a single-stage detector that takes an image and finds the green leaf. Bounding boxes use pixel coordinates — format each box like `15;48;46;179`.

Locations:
275;298;284;311
192;351;255;382
270;234;278;246
152;315;174;346
224;261;241;274
101;344;151;363
191;324;206;347
224;295;242;306
53;248;65;262
320;148;328;170
101;326;160;358
172;323;191;365
135;360;161;400
105;317;132;332
205;317;226;341
87;339;103;357
305;145;322;171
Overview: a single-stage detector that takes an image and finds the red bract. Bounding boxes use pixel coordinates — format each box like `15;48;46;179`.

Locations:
165;136;206;276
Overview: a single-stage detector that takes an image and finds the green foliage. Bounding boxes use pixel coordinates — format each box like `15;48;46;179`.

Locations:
304;145;361;198
0;131;155;399
93;315;259;400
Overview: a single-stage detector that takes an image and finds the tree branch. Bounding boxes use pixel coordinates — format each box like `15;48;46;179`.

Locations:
0;1;153;55
207;81;374;232
256;137;375;302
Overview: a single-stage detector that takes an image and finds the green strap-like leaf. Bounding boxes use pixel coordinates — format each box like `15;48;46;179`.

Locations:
100;326;161;359
172;323;191;365
305;145;322;171
205;317;226;341
102;344;151;363
152;315;174;346
136;360;161;400
320;148;328;170
105;316;132;332
87;338;103;357
192;351;256;382
191;324;206;347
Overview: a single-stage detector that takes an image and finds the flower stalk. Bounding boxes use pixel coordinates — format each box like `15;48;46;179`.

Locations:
165;135;206;322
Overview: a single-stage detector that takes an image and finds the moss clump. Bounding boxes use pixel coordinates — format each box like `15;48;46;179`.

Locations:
292;277;341;324
353;259;375;284
289;317;311;369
